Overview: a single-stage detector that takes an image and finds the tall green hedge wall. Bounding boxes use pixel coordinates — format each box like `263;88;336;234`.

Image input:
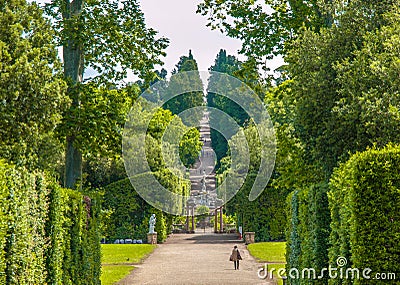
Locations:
0;161;101;285
329;145;400;285
286;145;400;285
286;183;331;285
285;190;300;285
102;171;190;243
227;174;289;241
102;178;151;241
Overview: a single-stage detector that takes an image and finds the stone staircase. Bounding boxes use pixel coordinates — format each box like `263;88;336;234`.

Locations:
188;111;218;210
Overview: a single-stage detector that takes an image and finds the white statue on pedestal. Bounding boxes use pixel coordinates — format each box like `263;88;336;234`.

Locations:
149;214;156;234
201;178;207;193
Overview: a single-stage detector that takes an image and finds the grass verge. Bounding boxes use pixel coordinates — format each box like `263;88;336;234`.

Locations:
247;242;286;285
101;265;134;285
101;244;156;284
247;242;286;263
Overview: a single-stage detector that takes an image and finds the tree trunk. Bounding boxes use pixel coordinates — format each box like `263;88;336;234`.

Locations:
63;0;84;189
65;136;83;188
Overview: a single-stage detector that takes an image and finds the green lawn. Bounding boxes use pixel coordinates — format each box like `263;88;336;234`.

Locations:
102;244;156;264
247;242;286;285
101;265;134;285
247;242;286;263
101;244;156;285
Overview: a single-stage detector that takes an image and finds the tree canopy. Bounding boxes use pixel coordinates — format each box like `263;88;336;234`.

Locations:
0;0;67;171
163;50;204;126
43;0;169;188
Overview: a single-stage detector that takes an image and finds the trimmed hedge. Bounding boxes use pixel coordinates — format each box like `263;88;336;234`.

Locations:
227;174;289;241
0;163;9;284
0;161;101;285
286;183;331;284
287;146;400;285
102;171;190;243
102;178;150;241
329;145;400;285
308;183;330;278
286;190;301;285
46;185;101;285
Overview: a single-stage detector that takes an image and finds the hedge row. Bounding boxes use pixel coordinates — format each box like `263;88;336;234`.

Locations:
329;145;400;285
0;161;101;285
286;145;400;284
285;183;331;284
227;174;289;241
102;170;190;243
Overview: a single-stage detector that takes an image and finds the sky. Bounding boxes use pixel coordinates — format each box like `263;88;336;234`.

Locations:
138;0;244;74
138;0;283;77
42;0;284;81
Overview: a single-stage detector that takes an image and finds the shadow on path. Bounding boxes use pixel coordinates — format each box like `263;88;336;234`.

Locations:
184;233;241;244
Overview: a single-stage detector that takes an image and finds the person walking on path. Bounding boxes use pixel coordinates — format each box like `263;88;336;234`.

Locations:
230;245;242;270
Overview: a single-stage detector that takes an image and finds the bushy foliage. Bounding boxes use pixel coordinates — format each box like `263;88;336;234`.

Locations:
0;161;101;285
0;0;67;171
163;50;204;126
329;145;400;285
285;184;331;284
285;1;400;176
227;174;288;242
102;178;149;241
308;184;331;278
222;114;286;241
102;175;189;243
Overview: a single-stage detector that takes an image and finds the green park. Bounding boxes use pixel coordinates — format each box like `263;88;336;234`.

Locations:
0;0;400;284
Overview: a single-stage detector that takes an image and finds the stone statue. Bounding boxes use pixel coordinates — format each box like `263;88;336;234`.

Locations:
201;178;207;193
202;169;207;189
149;214;156;234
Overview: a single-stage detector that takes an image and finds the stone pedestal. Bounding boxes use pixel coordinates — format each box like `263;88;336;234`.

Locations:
244;232;255;244
147;233;157;244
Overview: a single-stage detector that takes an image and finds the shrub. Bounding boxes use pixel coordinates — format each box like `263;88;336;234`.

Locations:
5;167;50;284
308;183;330;279
329;145;400;285
0;161;101;285
46;185;101;285
102;172;189;243
0;162;9;284
227;174;289;241
285;183;330;285
286;190;300;285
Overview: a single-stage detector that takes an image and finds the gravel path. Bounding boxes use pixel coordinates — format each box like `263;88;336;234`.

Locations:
118;232;274;285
